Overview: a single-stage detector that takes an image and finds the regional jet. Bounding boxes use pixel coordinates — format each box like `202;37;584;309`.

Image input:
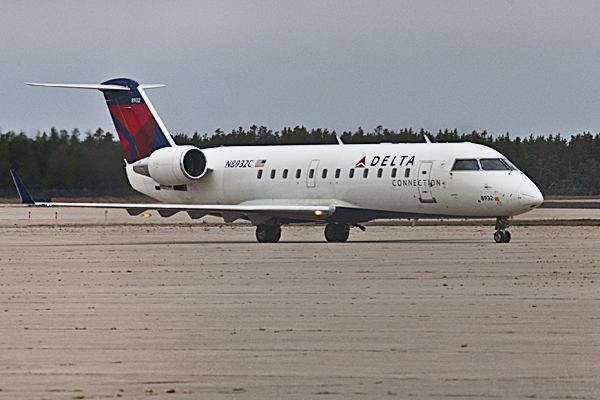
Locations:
14;78;544;243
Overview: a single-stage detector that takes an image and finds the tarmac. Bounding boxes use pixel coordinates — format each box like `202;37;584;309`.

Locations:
0;206;599;399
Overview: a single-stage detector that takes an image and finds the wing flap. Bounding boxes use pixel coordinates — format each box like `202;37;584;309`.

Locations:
126;208;148;216
157;209;181;218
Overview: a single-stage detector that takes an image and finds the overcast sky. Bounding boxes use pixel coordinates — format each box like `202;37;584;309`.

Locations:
2;1;600;139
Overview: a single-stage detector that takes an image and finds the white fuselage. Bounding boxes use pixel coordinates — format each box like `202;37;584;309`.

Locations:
126;142;543;221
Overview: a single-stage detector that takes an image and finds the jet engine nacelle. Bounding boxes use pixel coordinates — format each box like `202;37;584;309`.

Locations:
132;145;207;185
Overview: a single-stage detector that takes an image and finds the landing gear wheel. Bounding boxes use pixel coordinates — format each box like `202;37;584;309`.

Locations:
494;230;511;243
256;224;281;243
494;217;512;244
494;230;504;243
324;223;350;242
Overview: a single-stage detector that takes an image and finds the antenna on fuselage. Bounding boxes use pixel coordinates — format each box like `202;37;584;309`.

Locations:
336;135;344;145
424;134;432;144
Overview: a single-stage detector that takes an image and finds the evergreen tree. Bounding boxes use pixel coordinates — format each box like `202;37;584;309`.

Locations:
5;125;600;197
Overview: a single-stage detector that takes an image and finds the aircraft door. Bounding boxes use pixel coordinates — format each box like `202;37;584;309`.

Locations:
418;161;437;203
307;160;319;188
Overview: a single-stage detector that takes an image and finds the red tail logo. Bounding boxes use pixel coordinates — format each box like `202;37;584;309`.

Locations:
355;156;366;168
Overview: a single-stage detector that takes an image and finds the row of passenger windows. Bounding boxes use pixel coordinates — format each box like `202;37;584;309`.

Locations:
257;167;411;180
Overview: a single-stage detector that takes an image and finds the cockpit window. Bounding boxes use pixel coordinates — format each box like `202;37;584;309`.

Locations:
502;158;520;171
452;159;479;171
480;159;509;171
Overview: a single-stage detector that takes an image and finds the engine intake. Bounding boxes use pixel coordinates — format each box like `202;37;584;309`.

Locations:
132;146;207;185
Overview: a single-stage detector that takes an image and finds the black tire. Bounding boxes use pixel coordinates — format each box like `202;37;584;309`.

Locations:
324;223;350;242
256;225;269;243
336;224;350;242
269;226;282;242
493;230;504;243
325;223;337;242
502;230;511;243
256;224;281;243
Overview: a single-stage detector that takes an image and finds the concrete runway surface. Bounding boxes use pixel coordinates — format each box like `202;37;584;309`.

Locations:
0;207;599;399
1;205;600;227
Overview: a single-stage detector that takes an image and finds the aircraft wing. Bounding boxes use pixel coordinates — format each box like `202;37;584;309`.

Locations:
10;170;334;223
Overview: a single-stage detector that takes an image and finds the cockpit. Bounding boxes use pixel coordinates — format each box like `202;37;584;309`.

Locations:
452;158;519;171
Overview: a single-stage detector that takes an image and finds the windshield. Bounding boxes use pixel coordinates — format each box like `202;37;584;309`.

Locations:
452;159;479;171
480;159;509;171
501;158;520;171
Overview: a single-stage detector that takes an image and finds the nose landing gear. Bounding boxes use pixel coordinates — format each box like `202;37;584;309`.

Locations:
493;229;511;243
494;216;512;243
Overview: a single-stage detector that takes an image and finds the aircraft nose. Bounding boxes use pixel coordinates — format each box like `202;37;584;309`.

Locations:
517;182;544;209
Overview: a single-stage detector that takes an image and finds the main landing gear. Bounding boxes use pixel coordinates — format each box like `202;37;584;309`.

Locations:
256;222;363;243
324;222;350;242
494;217;511;243
256;224;281;243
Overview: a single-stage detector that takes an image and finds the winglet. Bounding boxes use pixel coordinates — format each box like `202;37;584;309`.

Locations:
10;170;35;204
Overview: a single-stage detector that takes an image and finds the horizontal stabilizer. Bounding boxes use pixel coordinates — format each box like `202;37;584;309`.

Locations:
139;84;166;90
26;83;131;91
26;83;165;91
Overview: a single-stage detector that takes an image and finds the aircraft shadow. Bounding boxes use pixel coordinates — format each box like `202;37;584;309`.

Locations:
42;238;483;247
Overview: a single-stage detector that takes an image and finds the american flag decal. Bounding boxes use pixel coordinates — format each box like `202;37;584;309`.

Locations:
255;159;267;167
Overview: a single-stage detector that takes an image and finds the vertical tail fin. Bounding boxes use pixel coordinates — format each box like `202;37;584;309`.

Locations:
26;78;175;163
100;78;173;163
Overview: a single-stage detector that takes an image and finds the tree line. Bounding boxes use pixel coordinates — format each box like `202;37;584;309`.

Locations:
3;125;600;198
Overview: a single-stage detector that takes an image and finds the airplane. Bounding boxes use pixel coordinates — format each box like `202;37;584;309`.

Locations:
13;78;544;243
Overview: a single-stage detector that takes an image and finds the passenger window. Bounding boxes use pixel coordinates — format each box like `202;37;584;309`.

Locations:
309;169;315;179
480;159;509;171
377;168;383;178
404;168;410;178
363;169;369;178
335;168;340;179
257;170;263;179
452;159;479;170
322;169;327;178
282;169;288;179
391;168;397;178
296;169;301;178
270;169;276;179
349;168;355;178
